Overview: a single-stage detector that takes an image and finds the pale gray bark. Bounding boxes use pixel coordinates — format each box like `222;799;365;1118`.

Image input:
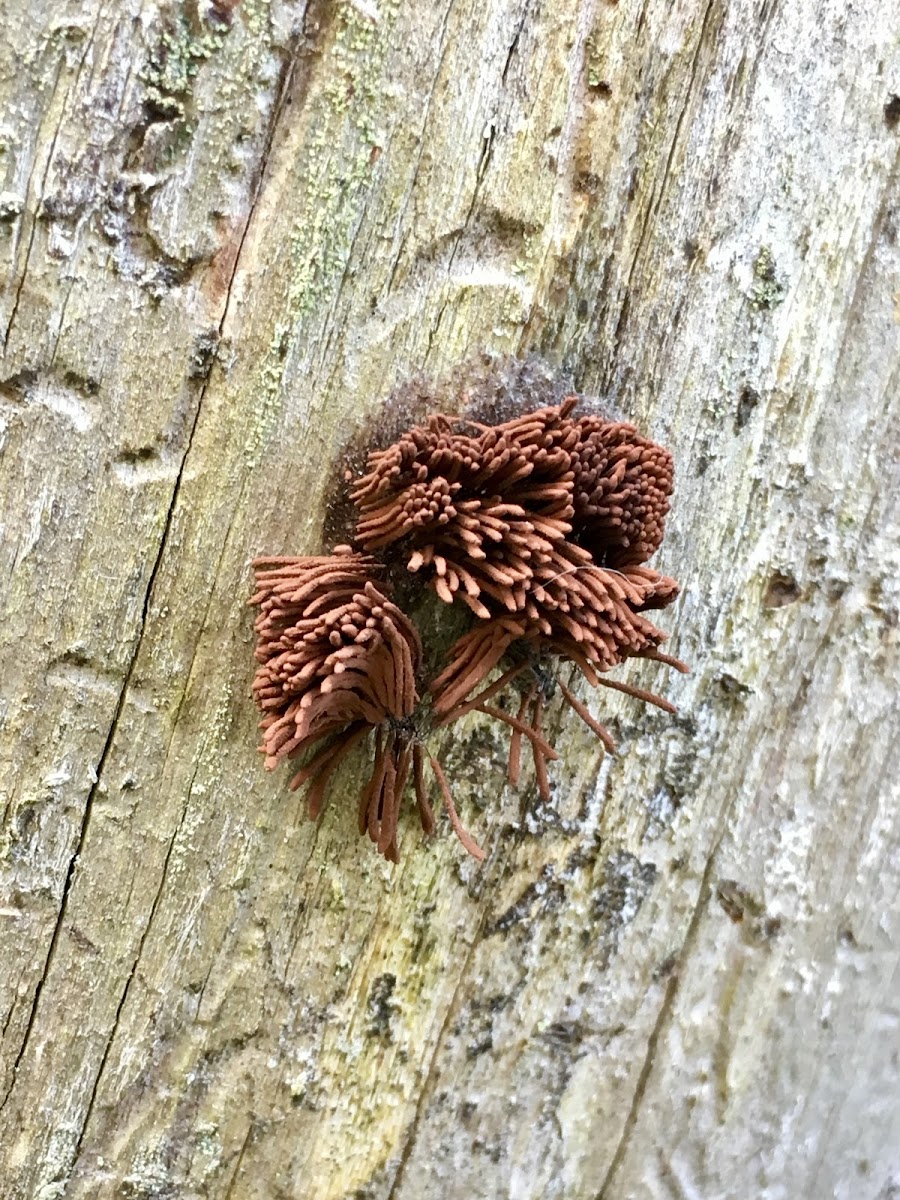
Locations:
1;1;898;1198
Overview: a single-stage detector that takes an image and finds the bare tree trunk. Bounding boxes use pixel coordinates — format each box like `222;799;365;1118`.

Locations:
1;1;898;1197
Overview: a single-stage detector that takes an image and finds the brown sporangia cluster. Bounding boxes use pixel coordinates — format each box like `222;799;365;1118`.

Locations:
250;392;686;863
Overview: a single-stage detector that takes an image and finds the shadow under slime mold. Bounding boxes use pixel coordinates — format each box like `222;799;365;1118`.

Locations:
250;357;688;863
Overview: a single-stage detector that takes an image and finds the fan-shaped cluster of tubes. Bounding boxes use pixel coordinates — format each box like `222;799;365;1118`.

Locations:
250;547;482;862
250;396;685;861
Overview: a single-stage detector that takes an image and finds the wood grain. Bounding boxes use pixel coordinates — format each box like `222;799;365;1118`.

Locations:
1;1;898;1196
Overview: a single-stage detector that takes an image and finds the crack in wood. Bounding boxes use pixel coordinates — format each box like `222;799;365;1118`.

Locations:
0;673;127;1118
383;909;490;1200
606;0;721;382
57;27;314;1187
594;842;720;1199
0;11;309;1168
67;784;197;1173
384;0;461;300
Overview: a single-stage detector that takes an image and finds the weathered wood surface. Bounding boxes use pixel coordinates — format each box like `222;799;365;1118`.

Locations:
1;1;898;1197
